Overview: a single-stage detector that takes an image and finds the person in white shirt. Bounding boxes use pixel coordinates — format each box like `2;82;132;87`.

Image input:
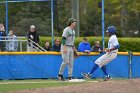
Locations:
82;26;120;81
6;30;18;52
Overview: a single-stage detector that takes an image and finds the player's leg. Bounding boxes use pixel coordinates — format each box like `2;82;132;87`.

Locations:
58;46;70;80
82;53;112;78
67;47;74;80
101;66;108;76
97;53;117;67
101;66;110;81
98;53;117;81
82;63;99;78
82;53;109;78
58;61;67;80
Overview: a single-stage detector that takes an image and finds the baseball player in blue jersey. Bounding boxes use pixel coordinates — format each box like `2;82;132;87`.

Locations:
58;18;77;81
82;26;120;81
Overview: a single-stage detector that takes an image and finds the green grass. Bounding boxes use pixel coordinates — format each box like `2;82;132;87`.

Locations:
0;78;127;92
0;79;86;92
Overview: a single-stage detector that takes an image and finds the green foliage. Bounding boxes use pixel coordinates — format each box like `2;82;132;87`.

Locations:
40;37;140;52
0;0;139;37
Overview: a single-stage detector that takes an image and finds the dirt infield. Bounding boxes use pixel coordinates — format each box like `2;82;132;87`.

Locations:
7;78;140;93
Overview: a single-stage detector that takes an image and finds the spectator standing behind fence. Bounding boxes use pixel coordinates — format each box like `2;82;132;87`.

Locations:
78;37;91;53
6;30;18;52
27;25;40;51
51;38;61;52
0;23;6;52
92;41;103;53
44;41;51;51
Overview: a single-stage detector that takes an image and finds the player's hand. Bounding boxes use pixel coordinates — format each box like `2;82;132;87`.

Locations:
30;35;34;39
74;49;79;58
104;48;110;52
73;47;77;52
85;50;90;54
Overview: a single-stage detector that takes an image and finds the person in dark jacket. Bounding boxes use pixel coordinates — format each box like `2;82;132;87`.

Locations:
27;25;39;51
92;41;103;53
0;23;6;52
51;38;61;52
44;41;51;51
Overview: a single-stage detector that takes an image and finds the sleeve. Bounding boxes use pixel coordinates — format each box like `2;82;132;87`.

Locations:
2;31;6;36
112;37;119;46
62;29;68;38
92;46;97;52
62;29;68;45
27;33;30;39
112;37;120;49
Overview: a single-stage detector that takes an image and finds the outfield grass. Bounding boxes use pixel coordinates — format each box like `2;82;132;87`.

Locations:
0;79;86;92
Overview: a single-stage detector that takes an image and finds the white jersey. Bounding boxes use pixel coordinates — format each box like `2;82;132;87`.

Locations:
62;27;75;46
108;35;119;53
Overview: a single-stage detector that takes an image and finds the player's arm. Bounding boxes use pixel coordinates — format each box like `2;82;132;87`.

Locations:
62;36;67;53
109;44;120;51
105;44;120;52
108;42;120;52
62;37;66;45
111;38;120;51
62;29;69;53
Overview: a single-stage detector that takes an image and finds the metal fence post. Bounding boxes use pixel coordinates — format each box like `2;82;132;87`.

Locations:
20;39;22;52
128;51;132;78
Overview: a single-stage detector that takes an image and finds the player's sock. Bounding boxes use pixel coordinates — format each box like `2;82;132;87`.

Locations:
89;64;99;75
101;66;108;76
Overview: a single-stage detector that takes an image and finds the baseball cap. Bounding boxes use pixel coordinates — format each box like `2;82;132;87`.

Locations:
68;18;77;26
68;18;77;23
30;25;35;29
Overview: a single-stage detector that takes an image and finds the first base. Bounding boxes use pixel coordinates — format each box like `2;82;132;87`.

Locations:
68;79;86;82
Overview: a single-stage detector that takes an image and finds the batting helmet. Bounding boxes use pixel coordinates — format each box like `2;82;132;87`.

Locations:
68;18;77;26
106;26;116;34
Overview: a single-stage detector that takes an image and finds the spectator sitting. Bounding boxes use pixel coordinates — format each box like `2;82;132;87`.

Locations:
51;38;61;52
92;41;103;53
0;23;6;51
6;30;18;52
78;37;91;53
44;41;51;51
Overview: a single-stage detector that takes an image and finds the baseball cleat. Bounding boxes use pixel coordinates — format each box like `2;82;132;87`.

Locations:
68;76;73;80
58;74;64;81
81;72;91;79
104;75;110;81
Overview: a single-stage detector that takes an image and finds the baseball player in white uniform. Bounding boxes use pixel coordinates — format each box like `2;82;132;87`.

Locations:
58;18;77;81
82;26;120;81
